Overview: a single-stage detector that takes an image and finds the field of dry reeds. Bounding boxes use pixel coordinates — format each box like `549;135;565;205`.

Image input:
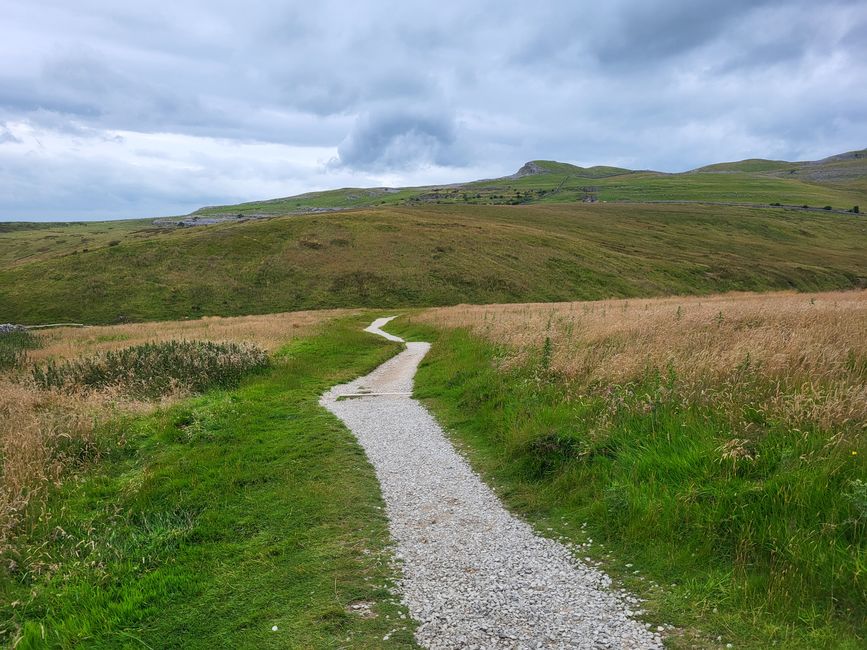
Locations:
416;290;867;434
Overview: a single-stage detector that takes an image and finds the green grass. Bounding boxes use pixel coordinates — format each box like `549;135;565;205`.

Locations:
32;340;270;398
190;168;863;217
0;219;157;269
0;330;39;371
1;317;417;648
696;159;794;173
2;203;865;324
387;320;866;649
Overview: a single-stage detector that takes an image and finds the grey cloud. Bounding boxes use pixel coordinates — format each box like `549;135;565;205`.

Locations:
0;122;21;144
336;108;465;170
591;0;778;66
0;0;865;220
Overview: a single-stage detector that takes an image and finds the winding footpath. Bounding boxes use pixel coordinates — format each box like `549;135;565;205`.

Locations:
321;317;663;649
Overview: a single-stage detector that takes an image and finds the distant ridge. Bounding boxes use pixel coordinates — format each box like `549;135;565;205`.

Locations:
170;146;866;222
511;159;634;179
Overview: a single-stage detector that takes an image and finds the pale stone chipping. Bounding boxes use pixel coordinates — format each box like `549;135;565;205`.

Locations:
321;319;663;649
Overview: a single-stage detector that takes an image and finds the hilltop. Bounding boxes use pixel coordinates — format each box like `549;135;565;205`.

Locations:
182;148;867;222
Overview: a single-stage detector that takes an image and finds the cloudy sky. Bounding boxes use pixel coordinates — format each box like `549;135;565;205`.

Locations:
1;0;865;221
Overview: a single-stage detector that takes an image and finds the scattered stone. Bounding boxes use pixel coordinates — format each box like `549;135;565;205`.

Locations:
0;323;26;335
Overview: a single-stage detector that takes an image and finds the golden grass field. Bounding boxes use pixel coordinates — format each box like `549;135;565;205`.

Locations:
0;309;351;550
415;290;867;433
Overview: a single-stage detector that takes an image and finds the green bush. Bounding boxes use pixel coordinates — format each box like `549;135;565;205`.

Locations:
32;340;269;398
0;330;39;371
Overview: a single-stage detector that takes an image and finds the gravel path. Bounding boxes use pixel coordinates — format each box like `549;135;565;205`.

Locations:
321;317;663;649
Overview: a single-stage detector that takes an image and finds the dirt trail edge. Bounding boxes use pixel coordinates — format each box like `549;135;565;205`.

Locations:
320;317;663;649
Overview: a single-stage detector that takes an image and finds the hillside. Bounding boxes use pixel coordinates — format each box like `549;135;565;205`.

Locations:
695;149;867;193
184;149;867;220
1;202;865;324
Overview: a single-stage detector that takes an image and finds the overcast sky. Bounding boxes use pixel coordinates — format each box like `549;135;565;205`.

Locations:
1;0;865;221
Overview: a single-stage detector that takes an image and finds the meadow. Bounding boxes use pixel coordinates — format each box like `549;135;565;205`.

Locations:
1;153;866;646
192;151;867;217
2;288;866;646
391;290;867;648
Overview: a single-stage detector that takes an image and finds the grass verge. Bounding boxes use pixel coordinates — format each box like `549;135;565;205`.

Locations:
388;317;865;649
1;317;416;648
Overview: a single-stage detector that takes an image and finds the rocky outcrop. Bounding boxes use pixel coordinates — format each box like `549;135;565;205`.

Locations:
513;161;545;177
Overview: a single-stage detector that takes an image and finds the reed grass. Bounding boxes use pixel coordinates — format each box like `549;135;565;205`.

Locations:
0;331;39;372
32;340;269;399
416;290;867;433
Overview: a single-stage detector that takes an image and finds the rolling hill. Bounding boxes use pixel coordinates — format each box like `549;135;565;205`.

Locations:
1;202;865;324
184;149;867;220
1;148;865;325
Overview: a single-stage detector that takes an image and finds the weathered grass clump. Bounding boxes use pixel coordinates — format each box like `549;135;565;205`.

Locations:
32;340;270;399
0;331;39;371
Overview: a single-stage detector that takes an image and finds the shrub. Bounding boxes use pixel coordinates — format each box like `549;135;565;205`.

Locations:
32;340;269;399
0;330;39;372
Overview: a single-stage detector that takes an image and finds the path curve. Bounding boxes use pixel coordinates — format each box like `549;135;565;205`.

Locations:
321;318;662;649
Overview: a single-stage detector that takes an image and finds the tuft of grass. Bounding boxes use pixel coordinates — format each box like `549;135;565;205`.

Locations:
391;291;867;648
31;340;269;399
0;331;39;372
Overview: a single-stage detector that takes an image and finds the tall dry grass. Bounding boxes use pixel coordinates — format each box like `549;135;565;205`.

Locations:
415;290;867;432
0;309;348;553
30;308;355;362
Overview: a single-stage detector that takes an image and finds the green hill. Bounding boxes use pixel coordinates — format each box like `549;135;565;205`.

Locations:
694;159;793;173
2;148;866;324
1;202;865;324
182;149;866;219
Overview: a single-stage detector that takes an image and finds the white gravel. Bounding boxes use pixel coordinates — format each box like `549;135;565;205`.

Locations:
321;317;663;649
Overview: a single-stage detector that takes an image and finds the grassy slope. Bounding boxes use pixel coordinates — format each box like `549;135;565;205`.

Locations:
2;203;866;324
388;320;865;649
582;172;863;205
1;317;416;648
0;219;157;269
190;170;864;218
